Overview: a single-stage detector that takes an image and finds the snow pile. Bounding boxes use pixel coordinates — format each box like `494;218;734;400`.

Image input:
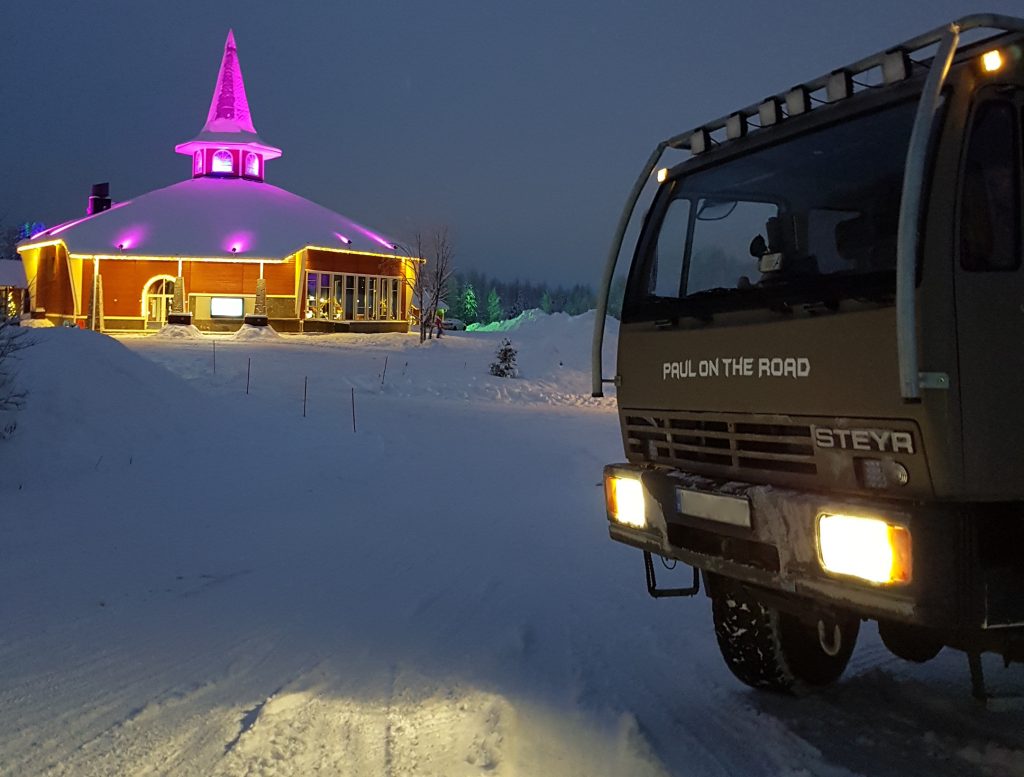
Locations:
231;323;280;341
0;327;205;489
467;308;546;332
155;323;204;338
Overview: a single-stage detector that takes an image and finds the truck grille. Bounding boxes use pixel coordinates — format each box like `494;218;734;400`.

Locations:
623;411;817;479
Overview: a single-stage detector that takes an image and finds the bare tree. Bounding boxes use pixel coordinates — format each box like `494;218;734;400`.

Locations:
407;227;455;343
0;321;29;438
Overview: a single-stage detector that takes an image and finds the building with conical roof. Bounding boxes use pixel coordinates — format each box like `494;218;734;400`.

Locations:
18;31;417;333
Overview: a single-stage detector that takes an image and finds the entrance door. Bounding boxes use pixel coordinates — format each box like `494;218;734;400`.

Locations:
954;88;1024;495
144;277;175;329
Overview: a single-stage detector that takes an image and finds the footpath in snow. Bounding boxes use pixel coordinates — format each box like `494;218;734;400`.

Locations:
0;311;1022;777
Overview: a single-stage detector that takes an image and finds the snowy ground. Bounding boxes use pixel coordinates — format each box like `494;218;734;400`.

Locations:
1;313;1022;777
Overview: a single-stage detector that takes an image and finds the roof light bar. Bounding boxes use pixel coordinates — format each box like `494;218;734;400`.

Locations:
981;49;1004;72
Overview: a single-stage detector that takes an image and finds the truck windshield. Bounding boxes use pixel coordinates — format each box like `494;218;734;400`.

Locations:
625;100;918;320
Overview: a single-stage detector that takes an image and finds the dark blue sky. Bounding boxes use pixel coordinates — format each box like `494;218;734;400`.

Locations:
2;1;1021;285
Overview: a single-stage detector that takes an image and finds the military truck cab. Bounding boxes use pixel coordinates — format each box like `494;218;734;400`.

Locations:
593;15;1024;694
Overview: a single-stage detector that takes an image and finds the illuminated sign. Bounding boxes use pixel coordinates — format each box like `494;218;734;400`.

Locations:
210;297;244;317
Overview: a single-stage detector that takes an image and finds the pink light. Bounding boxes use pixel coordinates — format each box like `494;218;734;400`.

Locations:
352;225;396;250
334;232;352;245
49;215;92;237
114;225;148;251
224;231;254;254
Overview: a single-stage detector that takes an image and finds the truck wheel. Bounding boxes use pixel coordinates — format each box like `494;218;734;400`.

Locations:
878;620;943;663
712;588;859;693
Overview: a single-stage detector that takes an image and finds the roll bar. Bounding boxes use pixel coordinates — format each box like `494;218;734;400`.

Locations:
592;13;1024;400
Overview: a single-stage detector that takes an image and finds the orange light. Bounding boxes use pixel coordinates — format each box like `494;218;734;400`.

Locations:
818;514;912;584
981;49;1004;73
604;475;646;528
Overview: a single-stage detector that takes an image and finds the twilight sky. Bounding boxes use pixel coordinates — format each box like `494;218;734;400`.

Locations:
2;0;1021;285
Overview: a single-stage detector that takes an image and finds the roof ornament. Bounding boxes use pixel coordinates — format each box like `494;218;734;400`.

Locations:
174;29;282;167
205;29;256;135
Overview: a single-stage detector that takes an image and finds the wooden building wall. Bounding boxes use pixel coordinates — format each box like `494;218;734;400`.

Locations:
21;245;76;320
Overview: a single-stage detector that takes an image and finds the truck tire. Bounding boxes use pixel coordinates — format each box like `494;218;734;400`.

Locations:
711;587;859;693
878;620;943;663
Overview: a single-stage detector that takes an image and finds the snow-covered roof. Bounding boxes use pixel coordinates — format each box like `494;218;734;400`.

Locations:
0;258;26;288
19;177;402;261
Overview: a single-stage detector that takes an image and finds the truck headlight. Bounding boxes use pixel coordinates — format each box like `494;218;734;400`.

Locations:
605;476;646;528
817;513;912;584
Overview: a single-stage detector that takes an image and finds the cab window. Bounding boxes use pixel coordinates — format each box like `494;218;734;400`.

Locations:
959;98;1022;271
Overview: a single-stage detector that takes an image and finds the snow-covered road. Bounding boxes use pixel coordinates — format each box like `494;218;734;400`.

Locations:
1;316;1022;776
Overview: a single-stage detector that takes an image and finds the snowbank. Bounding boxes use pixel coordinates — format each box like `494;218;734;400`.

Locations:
231;323;280;341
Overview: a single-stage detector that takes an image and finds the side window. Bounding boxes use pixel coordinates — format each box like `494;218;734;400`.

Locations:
648;198;691;298
687;200;778;294
959;100;1021;271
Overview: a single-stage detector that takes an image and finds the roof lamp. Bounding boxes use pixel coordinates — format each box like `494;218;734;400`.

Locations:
690;128;710;155
785;87;810;117
818;513;912;585
335;232;352;245
758;98;781;127
882;50;911;84
982;49;1004;73
656;167;669;183
826;70;852;102
725;113;747;140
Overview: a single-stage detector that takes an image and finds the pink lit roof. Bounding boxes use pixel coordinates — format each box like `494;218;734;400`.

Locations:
175;30;281;159
20;178;401;260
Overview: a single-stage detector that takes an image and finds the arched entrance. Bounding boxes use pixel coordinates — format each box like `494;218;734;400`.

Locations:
142;275;176;329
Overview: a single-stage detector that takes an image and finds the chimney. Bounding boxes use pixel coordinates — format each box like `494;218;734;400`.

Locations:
87;182;111;215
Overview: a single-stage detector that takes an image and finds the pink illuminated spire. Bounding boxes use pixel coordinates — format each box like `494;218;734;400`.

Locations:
203;29;256;135
175;29;282;168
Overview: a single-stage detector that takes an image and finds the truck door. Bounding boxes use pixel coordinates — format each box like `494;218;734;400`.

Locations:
954;88;1024;495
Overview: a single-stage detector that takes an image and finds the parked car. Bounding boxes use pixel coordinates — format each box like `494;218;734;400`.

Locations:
441;317;467;331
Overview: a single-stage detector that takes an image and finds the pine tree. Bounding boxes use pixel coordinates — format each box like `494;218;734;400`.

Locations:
540;290;553;314
489;338;518;378
446;278;462;320
486;288;502;324
508;291;524;319
607;276;627;319
462;284;478;323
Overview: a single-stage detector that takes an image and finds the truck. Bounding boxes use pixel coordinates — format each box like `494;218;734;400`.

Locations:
592;14;1024;696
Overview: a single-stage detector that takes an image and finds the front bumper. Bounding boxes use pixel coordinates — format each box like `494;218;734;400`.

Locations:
605;463;1022;632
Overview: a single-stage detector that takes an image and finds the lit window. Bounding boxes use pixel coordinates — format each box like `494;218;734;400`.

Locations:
212;149;234;174
194;151;204;175
245;152;260;178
